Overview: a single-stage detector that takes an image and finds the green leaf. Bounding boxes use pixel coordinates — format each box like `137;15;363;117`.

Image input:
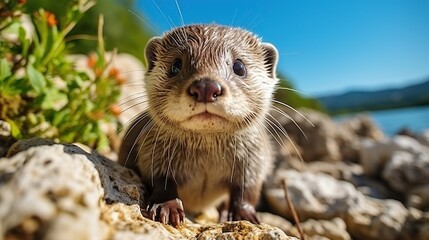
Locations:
0;59;12;81
40;88;68;110
26;65;47;94
18;26;30;58
6;119;22;139
52;109;70;126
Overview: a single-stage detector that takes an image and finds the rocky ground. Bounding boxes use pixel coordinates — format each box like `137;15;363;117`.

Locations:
1;54;429;239
1;108;428;239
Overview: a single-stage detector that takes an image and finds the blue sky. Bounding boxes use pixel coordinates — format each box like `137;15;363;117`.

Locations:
136;0;429;96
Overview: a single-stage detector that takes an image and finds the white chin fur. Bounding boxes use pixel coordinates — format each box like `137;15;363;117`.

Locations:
180;114;231;132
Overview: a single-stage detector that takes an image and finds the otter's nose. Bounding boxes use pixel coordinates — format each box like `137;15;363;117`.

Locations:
188;79;223;102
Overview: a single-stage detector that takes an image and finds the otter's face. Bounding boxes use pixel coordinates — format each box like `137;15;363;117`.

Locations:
144;25;278;133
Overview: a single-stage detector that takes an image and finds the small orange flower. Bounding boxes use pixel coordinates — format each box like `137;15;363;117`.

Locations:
109;104;121;117
108;67;119;78
18;0;27;4
115;76;127;85
44;11;57;27
87;54;97;69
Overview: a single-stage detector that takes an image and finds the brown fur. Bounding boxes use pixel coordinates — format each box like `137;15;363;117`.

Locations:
119;24;279;225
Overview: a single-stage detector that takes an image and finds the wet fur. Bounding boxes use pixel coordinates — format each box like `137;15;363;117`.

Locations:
119;24;279;224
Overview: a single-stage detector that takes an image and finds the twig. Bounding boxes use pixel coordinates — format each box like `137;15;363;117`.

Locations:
282;178;306;240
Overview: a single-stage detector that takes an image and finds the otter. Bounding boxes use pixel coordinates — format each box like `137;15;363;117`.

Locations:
119;24;279;226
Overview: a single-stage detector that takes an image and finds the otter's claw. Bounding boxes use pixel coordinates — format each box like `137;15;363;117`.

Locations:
149;198;185;226
231;203;260;224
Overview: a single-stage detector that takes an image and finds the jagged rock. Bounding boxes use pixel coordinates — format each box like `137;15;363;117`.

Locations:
346;197;409;240
0;139;294;240
407;185;429;210
265;169;421;239
402;209;429;240
272;108;343;162
265;169;364;221
382;150;429;193
257;212;294;234
271;109;382;164
359;135;429;177
281;158;363;180
349;174;395;199
294;218;351;240
418;129;429;147
340;114;384;141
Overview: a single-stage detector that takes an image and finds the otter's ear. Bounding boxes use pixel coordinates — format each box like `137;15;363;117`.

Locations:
261;43;278;78
145;37;162;72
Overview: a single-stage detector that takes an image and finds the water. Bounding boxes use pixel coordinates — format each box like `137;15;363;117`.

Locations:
337;105;429;136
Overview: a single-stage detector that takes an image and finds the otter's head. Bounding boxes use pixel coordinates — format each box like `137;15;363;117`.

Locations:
144;24;278;133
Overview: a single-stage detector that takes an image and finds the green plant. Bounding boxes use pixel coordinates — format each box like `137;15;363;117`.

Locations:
0;0;122;150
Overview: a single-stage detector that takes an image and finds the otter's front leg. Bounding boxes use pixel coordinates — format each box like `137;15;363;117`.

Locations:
228;185;261;224
146;178;185;226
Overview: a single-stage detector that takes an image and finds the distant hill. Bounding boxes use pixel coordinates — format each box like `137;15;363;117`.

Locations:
317;78;429;114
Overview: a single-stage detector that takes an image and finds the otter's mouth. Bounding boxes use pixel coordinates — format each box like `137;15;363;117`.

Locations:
187;111;227;122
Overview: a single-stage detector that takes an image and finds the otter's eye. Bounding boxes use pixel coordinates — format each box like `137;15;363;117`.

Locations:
233;59;246;77
171;58;182;76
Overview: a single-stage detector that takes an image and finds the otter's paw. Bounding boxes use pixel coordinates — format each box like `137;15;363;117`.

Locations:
231;203;260;224
148;198;185;227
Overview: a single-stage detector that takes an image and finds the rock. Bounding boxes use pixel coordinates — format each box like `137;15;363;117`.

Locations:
272;108;343;162
340;114;385;141
382;150;429;193
418;129;429;147
0;139;294;240
0;144;106;240
293;218;351;240
359;135;429;177
359;138;398;176
407;185;429;210
350;174;395;199
257;212;294;234
346;197;409;240
402;210;429;240
265;170;364;221
271;109;383;164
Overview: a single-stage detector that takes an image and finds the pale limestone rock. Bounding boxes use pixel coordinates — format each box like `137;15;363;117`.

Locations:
0;144;105;240
359;138;398;176
0;139;294;240
382;150;429;193
265;169;364;221
346;197;409;240
271;108;382;164
294;218;351;240
418;129;429;147
359;135;429;177
407;185;429;209
402;210;429;240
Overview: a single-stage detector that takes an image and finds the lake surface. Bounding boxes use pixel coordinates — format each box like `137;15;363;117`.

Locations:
336;105;429;136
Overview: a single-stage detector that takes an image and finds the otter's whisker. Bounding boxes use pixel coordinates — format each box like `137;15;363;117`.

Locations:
117;100;148;114
151;126;162;187
230;9;238;26
273;99;315;127
271;106;310;142
151;0;176;30
230;135;237;182
123;113;150;167
127;9;159;35
174;0;185;26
